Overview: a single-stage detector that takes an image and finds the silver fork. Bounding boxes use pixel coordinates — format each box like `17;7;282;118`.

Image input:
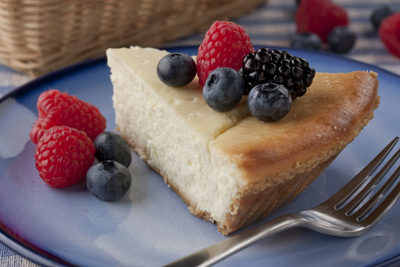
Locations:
164;137;400;267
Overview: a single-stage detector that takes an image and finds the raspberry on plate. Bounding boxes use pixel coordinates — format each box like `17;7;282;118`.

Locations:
30;89;106;144
379;12;400;58
196;20;254;87
296;0;349;43
35;126;95;188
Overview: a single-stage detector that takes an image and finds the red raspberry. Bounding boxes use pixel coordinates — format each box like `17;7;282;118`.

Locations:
296;0;349;43
197;21;254;87
379;12;400;58
30;89;106;144
35;126;95;188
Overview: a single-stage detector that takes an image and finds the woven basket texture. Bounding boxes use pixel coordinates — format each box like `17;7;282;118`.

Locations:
0;0;266;77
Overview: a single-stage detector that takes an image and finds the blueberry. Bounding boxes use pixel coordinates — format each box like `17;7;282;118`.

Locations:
157;53;197;87
203;67;244;112
87;160;132;202
327;26;356;54
291;32;322;50
371;5;396;31
94;131;132;168
247;83;292;122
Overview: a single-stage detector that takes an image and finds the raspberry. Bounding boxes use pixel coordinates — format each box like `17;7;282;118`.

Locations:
296;0;349;43
379;12;400;58
35;126;95;188
196;21;254;87
30;89;106;144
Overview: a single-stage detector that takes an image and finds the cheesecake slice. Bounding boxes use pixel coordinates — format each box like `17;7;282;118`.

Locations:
107;46;380;235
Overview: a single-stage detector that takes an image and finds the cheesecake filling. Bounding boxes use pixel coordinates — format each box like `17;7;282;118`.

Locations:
108;48;248;223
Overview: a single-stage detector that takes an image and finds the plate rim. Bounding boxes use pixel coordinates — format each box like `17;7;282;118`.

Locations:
0;225;71;267
1;45;400;267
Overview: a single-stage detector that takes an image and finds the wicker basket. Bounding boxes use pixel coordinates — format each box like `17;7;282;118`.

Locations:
0;0;266;77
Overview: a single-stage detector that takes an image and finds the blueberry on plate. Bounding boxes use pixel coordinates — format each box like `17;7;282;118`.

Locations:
94;131;132;168
157;52;197;87
86;160;132;202
327;26;356;54
290;32;322;50
371;5;396;31
247;83;292;122
203;67;244;112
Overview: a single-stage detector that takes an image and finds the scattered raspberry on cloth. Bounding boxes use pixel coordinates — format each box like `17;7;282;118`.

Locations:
296;0;349;43
379;12;400;58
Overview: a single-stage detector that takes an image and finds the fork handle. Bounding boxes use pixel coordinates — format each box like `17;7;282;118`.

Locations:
163;213;307;267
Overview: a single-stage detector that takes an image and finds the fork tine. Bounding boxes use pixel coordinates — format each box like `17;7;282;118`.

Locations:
325;137;399;208
353;164;400;222
341;148;400;214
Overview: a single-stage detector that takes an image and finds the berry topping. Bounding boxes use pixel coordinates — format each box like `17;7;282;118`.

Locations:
35;126;95;188
327;26;356;54
94;131;132;168
30;89;106;144
379;12;400;59
157;53;197;87
296;0;349;43
197;21;254;87
247;83;292;122
203;67;244;112
371;5;396;31
240;48;315;99
86;160;132;202
290;32;322;50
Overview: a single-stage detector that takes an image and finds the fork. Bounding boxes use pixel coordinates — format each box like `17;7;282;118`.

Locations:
164;137;400;267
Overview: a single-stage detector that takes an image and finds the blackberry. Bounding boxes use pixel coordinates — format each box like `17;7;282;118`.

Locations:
239;48;315;99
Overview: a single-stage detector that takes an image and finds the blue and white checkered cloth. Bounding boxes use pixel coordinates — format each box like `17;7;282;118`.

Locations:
1;0;400;266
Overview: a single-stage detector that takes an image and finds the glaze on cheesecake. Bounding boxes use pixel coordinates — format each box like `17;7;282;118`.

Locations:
107;46;379;235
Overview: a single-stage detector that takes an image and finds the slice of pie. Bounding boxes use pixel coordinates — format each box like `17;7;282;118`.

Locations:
106;46;380;235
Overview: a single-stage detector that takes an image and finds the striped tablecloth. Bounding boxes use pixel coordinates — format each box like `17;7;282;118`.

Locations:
1;0;399;266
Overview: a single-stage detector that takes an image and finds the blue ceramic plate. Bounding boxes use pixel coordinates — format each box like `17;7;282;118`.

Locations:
1;46;400;267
